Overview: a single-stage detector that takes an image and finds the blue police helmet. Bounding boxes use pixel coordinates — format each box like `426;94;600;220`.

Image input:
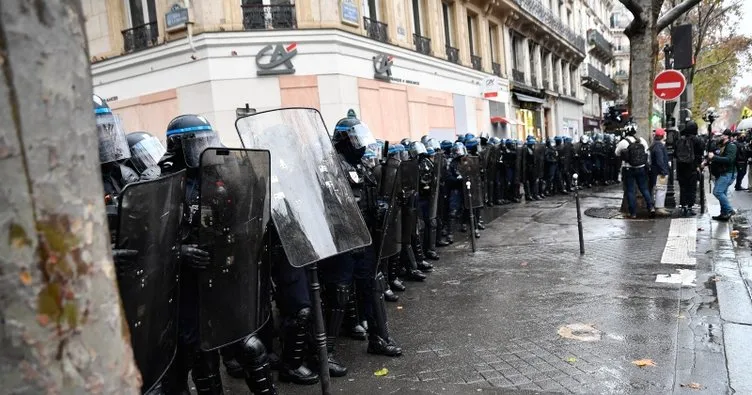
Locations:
464;133;476;141
465;138;479;149
426;147;436;155
440;140;453;150
456;134;466;143
554;136;563;143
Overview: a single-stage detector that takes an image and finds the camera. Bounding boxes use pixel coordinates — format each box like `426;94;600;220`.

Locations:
702;107;718;124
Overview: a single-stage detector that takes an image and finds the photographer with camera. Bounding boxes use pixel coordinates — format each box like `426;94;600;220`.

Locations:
702;129;736;221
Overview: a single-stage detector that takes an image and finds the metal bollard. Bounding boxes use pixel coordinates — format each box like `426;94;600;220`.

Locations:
573;173;585;255
465;180;477;253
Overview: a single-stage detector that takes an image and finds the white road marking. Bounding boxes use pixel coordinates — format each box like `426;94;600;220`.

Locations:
660;218;697;265
656;269;697;286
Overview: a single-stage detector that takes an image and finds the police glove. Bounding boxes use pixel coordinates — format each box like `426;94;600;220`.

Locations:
112;249;139;274
181;244;211;269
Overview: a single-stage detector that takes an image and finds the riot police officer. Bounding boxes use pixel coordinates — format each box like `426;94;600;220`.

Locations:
126;131;165;181
465;136;486;232
413;141;441;261
523;136;540;201
443;143;466;243
592;133;606;185
503;139;521;203
544;138;559;196
555;136;572;194
159;114;277;394
575;135;593;188
329;116;403;357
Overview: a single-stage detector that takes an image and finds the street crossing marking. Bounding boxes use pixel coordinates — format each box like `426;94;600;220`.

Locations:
660;218;697;265
656;218;697;287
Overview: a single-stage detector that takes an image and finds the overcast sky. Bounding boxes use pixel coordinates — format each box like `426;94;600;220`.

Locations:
732;0;752;96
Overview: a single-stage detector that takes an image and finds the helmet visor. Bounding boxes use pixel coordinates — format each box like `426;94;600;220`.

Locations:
452;144;468;158
129;136;165;173
97;113;130;163
181;131;222;168
410;142;427;157
349;123;377;150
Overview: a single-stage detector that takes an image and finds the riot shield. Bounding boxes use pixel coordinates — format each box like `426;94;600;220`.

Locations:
235;108;372;267
534;144;546;180
428;154;444;219
197;148;271;351
459;156;484;208
400;159;419;195
116;170;185;393
374;157;401;261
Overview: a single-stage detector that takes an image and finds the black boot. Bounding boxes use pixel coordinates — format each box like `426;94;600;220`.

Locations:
279;308;319;385
401;247;427;281
366;273;403;357
344;286;367;340
161;341;192;395
424;218;440;259
425;249;440;260
384;288;399;302
238;336;277;394
192;350;224;394
412;237;433;272
388;256;406;292
323;284;349;377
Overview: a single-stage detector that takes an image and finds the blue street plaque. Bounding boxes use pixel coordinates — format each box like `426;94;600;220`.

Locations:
341;0;359;26
165;6;189;30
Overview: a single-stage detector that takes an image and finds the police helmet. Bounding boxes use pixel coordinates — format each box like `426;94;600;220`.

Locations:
165;114;222;168
94;94;131;164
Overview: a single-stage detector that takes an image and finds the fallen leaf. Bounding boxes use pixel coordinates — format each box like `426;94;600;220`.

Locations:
731;230;740;238
374;368;388;376
396;306;403;310
19;271;32;286
566;357;577;363
680;382;702;390
37;314;50;327
632;359;656;367
677;314;686;319
520;262;528;267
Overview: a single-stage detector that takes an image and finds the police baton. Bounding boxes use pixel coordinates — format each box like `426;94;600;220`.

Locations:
573;173;585;255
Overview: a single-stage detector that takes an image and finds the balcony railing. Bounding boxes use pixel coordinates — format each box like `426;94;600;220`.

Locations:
364;17;389;43
414;34;431;55
512;68;526;84
471;55;482;71
492;62;502;77
242;4;297;30
581;64;618;99
530;74;538;87
122;22;158;53
446;46;460;64
587;29;614;61
513;0;586;54
613;70;628;80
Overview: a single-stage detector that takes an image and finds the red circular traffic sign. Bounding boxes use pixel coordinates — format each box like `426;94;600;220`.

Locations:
653;70;686;101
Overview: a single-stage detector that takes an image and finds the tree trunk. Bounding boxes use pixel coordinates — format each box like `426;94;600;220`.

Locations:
627;19;660;142
0;1;140;393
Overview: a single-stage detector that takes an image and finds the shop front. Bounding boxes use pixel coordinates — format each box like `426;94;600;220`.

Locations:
91;30;510;145
556;96;584;139
510;89;545;141
582;116;602;136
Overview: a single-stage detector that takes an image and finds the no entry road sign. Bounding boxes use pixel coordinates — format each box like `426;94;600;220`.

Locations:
653;70;686;101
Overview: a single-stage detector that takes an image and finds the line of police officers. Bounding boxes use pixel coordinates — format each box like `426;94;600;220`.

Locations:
96;91;619;394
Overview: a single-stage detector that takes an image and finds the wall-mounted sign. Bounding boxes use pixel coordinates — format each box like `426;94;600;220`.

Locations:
165;4;190;32
341;0;359;26
373;54;419;85
481;77;506;99
256;43;298;76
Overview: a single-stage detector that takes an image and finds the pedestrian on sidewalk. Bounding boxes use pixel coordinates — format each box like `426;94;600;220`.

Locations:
733;131;748;190
706;129;737;221
675;121;704;216
615;122;655;219
649;128;670;215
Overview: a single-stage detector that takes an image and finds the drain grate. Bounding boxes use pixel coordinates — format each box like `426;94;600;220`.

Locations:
584;207;624;219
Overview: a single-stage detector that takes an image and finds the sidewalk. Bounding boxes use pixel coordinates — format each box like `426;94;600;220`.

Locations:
221;186;731;394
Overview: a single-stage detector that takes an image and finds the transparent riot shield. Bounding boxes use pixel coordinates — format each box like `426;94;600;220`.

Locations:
235;108;371;267
116;170;185;393
428;154;444;219
197;148;271;351
459;156;484;208
375;157;401;261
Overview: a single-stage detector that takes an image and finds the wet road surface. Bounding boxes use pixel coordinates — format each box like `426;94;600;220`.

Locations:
217;184;743;394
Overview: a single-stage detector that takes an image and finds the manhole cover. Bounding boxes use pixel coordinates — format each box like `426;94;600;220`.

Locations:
584;207;624;219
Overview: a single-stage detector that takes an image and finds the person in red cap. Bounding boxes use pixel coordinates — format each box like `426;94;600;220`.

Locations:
650;128;670;215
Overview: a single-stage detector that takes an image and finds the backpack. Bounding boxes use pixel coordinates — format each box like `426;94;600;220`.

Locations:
622;136;647;167
675;136;695;164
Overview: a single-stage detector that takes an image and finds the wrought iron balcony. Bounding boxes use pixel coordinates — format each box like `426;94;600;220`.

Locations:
122;22;158;53
613;70;628;80
581;64;619;99
471;55;482;71
587;29;614;62
413;34;431;55
446;46;460;64
530;74;538;87
512;0;586;54
492;62;502;77
241;4;297;30
364;17;389;43
512;68;526;84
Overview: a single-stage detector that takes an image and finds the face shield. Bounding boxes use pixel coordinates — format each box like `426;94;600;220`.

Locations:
409;142;427;157
129;135;165;174
181;131;223;168
399;150;410;161
451;143;468;158
348;123;377;150
96;113;131;163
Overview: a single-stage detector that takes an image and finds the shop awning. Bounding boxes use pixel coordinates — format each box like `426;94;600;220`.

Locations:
514;93;545;104
490;116;512;124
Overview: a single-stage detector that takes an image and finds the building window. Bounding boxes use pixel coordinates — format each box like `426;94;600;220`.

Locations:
467;12;478;55
489;23;498;63
442;2;454;46
412;0;421;35
124;0;156;28
122;0;158;53
367;0;380;20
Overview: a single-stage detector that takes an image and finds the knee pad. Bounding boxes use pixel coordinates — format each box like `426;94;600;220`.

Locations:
239;335;269;367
